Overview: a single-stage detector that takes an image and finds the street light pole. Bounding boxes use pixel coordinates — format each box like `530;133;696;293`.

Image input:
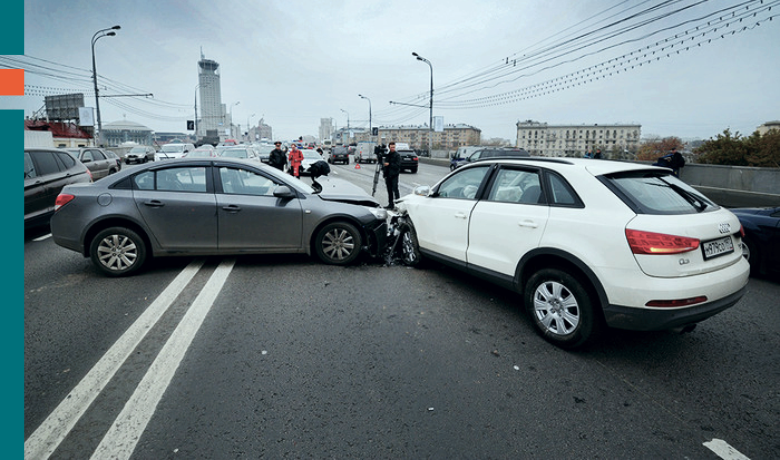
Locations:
229;101;240;138
247;113;255;142
91;25;120;146
358;94;371;143
412;52;433;154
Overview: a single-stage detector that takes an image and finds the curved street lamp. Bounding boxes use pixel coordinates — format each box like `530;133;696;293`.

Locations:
229;101;240;138
412;52;433;153
358;94;372;142
91;25;120;146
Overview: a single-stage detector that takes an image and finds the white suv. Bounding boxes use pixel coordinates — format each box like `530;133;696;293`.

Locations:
394;158;750;349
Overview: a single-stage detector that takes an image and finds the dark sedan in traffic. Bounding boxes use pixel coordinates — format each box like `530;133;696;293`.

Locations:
732;206;780;276
50;158;388;276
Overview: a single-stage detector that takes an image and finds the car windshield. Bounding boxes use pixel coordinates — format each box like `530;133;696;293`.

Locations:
161;144;186;153
129;147;146;153
604;172;718;215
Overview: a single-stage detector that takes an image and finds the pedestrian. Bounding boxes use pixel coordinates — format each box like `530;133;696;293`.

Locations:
383;141;401;209
288;144;304;179
584;149;593;159
593;148;604;159
308;159;330;193
269;141;286;171
669;147;685;177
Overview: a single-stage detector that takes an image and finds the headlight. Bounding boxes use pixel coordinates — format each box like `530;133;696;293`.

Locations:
365;206;388;220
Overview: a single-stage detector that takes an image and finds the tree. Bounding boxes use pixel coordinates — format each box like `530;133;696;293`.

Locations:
693;129;777;167
636;136;683;162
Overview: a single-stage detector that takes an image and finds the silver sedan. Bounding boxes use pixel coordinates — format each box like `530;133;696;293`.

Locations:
50;158;388;276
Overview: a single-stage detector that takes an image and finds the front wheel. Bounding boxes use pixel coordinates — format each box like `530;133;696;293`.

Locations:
315;221;362;265
524;268;602;349
90;227;147;276
398;224;422;267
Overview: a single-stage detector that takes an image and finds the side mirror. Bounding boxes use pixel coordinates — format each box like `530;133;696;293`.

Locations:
413;185;431;196
273;185;296;198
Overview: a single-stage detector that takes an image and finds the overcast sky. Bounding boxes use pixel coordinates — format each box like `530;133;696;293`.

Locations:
7;0;780;142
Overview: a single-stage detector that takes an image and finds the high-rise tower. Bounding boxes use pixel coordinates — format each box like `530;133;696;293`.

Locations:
197;51;225;139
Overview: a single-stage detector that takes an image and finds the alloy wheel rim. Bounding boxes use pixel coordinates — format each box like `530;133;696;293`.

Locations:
97;234;138;271
322;228;355;261
401;232;417;263
533;281;580;335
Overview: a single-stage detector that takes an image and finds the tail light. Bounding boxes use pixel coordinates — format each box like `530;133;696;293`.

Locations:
646;296;708;307
54;194;75;211
625;229;700;255
86;169;94;182
739;225;745;238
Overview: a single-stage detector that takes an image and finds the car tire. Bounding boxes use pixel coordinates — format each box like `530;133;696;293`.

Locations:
90;227;147;277
411;168;418;174
450;164;455;171
524;268;602;349
741;235;760;275
108;168;117;175
398;224;422;267
315;221;362;265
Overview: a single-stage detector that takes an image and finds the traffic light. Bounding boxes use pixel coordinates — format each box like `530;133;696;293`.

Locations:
372;127;378;136
187;120;194;130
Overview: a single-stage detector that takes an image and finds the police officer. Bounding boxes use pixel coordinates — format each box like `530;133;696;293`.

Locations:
269;141;286;171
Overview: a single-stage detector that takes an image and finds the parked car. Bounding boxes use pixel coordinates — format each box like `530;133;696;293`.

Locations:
450;146;488;170
185;145;217;158
354;142;377;164
63;147;119;180
731;206;780;276
125;145;156;164
394;158;750;349
156;143;195;160
397;149;419;173
254;144;276;164
25;148;92;229
103;149;123;171
328;146;350;165
50;158;389;276
219;146;258;161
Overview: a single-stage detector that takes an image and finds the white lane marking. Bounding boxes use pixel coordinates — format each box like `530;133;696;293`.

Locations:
703;439;751;460
24;260;205;460
33;234;52;242
91;259;236;460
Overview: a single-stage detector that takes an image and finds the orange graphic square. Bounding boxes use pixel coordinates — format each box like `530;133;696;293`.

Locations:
0;69;24;95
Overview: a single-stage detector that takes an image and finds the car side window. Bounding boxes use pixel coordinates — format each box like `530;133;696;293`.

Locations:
219;167;278;196
91;149;106;160
547;173;582;207
24;152;38;178
134;167;208;192
31;151;61;176
487;168;541;204
437;166;490;200
55;151;77;168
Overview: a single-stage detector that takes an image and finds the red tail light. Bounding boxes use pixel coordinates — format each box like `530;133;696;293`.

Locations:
625;229;700;255
86;169;94;182
54;194;75;211
739;225;745;238
646;296;708;307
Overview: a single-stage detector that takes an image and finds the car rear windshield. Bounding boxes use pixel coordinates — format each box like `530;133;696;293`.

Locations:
602;171;718;215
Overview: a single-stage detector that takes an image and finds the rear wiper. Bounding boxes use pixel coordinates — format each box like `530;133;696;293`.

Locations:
668;183;708;212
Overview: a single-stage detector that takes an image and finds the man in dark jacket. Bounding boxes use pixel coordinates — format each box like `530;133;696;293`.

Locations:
269;141;286;171
383;141;401;209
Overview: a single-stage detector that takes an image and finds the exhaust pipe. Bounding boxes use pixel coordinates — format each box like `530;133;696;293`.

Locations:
670;324;697;334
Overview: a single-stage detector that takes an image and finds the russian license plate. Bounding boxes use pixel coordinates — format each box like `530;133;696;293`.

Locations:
702;235;734;260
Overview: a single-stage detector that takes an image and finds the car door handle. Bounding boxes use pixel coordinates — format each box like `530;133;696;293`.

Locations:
454;212;468;219
518;220;538;228
222;205;241;213
144;200;165;208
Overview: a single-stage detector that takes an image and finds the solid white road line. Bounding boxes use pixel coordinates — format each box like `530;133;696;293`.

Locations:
24;260;205;460
90;259;236;460
703;439;751;460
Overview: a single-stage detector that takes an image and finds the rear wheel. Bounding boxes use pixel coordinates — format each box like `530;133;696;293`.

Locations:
524;268;601;349
90;227;147;276
315;221;362;265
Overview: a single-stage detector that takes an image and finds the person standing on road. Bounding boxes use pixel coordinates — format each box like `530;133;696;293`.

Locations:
593;148;604;159
269;141;286;171
669;147;685;177
288;144;304;179
383;141;401;209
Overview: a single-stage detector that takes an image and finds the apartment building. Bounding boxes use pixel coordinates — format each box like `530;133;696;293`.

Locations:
516;120;641;157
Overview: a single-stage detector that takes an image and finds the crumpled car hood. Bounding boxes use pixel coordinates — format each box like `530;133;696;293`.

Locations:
315;177;380;207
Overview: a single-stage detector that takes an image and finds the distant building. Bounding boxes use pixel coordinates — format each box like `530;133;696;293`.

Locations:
757;120;780;136
101;120;154;147
374;124;481;150
319;118;334;143
197;52;226;140
516;120;641;157
24;119;92;148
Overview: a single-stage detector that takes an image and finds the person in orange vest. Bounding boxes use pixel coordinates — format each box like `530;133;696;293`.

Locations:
288;144;304;178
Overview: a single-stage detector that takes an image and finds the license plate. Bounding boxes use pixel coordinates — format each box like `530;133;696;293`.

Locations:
702;235;734;260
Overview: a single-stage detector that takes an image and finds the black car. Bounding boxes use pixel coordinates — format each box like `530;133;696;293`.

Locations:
24;148;92;229
466;147;530;165
397;149;419;173
328;146;350;165
731;206;780;276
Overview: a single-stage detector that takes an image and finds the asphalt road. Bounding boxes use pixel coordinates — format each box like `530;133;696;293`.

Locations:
24;160;780;459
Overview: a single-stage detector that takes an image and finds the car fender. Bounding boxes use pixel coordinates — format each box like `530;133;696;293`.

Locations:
514;247;609;310
81;214;156;257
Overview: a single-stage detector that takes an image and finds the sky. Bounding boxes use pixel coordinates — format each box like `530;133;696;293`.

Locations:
5;0;780;142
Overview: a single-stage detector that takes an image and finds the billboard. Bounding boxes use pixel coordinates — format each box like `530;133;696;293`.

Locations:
45;93;85;121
